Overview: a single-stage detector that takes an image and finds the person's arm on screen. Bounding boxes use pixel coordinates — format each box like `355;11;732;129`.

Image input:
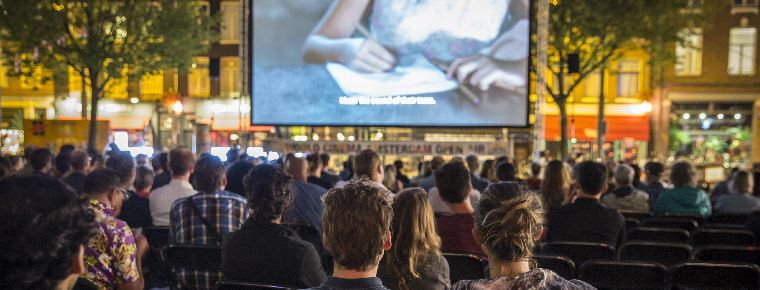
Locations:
302;0;397;73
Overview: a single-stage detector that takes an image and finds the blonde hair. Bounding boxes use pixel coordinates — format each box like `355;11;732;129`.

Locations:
386;188;442;278
476;182;544;262
540;160;571;208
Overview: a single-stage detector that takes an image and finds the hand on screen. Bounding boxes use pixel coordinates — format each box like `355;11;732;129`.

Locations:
345;38;397;73
446;54;527;91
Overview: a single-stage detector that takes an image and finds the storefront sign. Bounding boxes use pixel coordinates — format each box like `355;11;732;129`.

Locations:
274;141;509;157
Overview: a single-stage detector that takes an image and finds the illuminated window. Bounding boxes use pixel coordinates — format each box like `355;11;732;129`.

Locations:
189;57;210;97
733;0;758;8
617;59;640;98
141;72;164;95
728;27;756;75
220;2;240;44
675;29;702;76
583;71;601;98
221;57;240;98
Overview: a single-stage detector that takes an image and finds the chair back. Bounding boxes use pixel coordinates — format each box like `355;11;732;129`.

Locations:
627;227;690;243
618;241;692;266
161;244;223;272
624;218;639;231
640;217;698;232
619;210;653;222
700;223;746;230
72;278;99;290
541;242;615;267
662;212;705;225
669;262;760;290
533;254;575;280
693;245;760;265
689;228;755;247
143;226;171;250
577;260;667;290
215;280;294;290
442;253;487;284
709;213;749;224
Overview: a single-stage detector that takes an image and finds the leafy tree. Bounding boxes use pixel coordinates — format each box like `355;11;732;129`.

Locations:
542;0;713;160
0;0;219;150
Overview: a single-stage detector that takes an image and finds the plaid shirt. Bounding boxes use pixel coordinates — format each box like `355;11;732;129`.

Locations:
170;189;250;290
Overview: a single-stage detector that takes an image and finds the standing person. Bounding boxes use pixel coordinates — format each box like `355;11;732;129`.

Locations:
540;160;572;209
0;174;97;290
452;182;594;290
221;164;326;288
637;161;669;209
653;161;712;217
170;155;249;290
81;169;150;290
600;164;650;212
62;150;91;195
150;147;198;226
378;188;450;290
302;177;394;290
715;170;760;213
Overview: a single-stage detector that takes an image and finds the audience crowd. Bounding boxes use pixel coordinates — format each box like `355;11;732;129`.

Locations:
4;143;760;290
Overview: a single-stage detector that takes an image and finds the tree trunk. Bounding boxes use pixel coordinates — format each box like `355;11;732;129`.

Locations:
557;97;568;161
88;73;100;152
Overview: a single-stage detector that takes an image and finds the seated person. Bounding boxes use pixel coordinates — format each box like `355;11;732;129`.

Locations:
0;175;97;290
107;151;152;229
434;161;488;258
600;164;649;212
546;161;626;248
653;161;712;217
452;182;594;289
715;170;760;214
302;177;394;290
378;188;450;290
82;168;150;290
428;186;480;215
221;164;326;288
637;161;669;209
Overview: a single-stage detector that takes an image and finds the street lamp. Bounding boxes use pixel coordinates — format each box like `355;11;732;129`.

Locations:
172;100;183;115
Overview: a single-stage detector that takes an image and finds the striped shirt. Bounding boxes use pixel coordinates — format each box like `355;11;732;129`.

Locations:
170;189;249;290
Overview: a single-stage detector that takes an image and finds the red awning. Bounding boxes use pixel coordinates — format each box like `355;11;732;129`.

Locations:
543;115;649;141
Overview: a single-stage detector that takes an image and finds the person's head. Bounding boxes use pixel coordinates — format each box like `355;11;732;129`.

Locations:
7;155;23;171
30;148;53;173
474;182;544;263
496;161;517;182
169;146;195;177
323;177;393;272
0;157;12;181
225;161;256;196
435;161;471;204
59;144;76;156
55;153;71;177
24;144;39;161
105;151;135;187
305;154;322;174
495;156;509;166
576;161;608;195
133;165;155;192
382;164;396;189
386;188;441;278
613;164;635;186
286;157;308;182
480;159;496;181
69;150;90;172
732;170;753;194
154;152;169;172
135;154;148;166
83;168;128;216
422;161;432;177
530;162;541;177
670;161;697;188
540;160;571;208
605;160;618;181
631;164;642;185
465;154;480;174
226;148;239;165
429;156;445;172
0;175;97;290
644;162;665;183
320;153;331;171
354;149;384;182
244;164;293;222
195;155;227;192
394;160;404;172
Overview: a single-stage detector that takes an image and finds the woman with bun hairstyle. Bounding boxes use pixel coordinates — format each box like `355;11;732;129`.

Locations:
378;188;450;290
452;182;595;289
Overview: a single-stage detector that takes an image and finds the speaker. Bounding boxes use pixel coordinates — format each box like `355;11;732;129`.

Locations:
567;53;580;74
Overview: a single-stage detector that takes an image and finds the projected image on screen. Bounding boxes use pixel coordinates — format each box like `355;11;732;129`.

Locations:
252;0;530;127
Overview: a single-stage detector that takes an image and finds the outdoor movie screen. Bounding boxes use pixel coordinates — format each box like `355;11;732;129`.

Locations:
251;0;531;127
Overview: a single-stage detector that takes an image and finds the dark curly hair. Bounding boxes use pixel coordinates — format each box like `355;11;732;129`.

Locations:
226;161;256;196
244;164;293;222
0;174;97;290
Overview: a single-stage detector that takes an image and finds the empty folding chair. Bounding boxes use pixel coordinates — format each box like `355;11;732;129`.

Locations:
626;227;690;243
669;262;760;290
533;254;575;280
689;228;755;247
661;212;705;225
693;245;760;265
442;253;488;284
640;217;698;233
541;242;615;268
578;260;667;290
709;213;749;225
619;210;653;222
215;280;294;290
617;241;692;266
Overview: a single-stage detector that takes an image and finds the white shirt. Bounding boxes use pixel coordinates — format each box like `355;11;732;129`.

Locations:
428;187;481;214
149;179;197;226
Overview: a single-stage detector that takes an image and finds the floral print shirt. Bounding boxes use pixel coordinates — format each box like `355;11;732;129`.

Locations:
81;199;140;290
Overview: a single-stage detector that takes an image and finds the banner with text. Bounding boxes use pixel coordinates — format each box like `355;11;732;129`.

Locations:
273;141;510;157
